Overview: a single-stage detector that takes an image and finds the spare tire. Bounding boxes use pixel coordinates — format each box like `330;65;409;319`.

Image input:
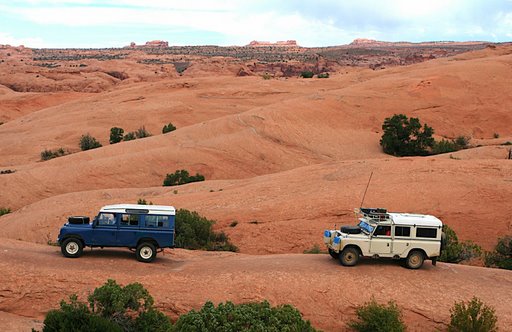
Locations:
341;225;361;234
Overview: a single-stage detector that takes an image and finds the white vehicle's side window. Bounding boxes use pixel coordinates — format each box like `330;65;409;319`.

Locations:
98;213;116;226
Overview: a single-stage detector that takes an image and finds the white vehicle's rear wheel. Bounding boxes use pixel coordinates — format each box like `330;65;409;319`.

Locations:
61;238;83;258
339;247;359;266
136;242;157;263
406;250;424;269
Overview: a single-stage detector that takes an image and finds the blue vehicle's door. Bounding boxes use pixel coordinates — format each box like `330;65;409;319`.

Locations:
92;213;118;246
118;214;141;247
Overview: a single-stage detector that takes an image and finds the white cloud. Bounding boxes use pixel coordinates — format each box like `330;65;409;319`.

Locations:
0;32;46;47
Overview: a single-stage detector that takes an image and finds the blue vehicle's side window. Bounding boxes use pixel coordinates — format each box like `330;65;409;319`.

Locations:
120;214;140;227
97;213;116;226
145;215;170;228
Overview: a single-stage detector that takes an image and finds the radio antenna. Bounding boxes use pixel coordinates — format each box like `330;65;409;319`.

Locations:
360;171;373;208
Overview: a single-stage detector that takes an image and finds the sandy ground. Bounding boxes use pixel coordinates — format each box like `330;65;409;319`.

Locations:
0;45;511;331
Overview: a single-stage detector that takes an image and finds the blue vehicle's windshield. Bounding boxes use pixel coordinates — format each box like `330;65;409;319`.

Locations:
358;220;374;234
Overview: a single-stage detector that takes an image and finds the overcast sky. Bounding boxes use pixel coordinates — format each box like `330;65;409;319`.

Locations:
0;0;511;48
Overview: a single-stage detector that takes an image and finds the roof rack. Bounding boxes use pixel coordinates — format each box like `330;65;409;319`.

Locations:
357;207;390;222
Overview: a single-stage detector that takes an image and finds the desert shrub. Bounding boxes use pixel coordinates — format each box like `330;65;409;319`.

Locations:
175;209;237;252
40;148;67;161
484;236;512;270
303;244;323;254
348;297;405;332
79;134;102;151
454;135;470;149
162;122;176;134
42;295;122;332
110;127;125;144
41;280;171;332
432;139;460;154
493;133;500;139
439;225;481;263
300;71;314;78
135;126;152;139
261;72;272;80
123;132;136;141
317;72;329;78
380;114;434;156
173;300;317;332
0;169;15;174
137;198;153;205
0;207;11;216
448;297;497;332
163;169;205;187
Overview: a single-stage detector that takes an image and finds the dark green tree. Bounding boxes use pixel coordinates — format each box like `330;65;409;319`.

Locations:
380;114;434;156
300;71;314;78
162;122;176;134
79;134;102;151
123;132;136;141
484;236;512;270
163;169;205;186
448;297;498;332
110;127;125;144
439;225;481;263
135;126;152;138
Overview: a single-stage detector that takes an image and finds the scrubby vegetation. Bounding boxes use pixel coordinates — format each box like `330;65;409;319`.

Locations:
41;280;172;332
175;209;237;252
348;297;405;332
300;71;315;78
40;148;68;161
317;72;329;78
380;114;471;156
439;225;481;263
162;122;176;134
173;300;317;332
163;169;205;186
79;134;102;151
137;198;153;205
303;244;323;254
0;169;15;174
109;127;124;144
0;207;11;216
135;126;152;138
123;132;136;141
484;236;512;270
380;114;434;156
448;297;497;332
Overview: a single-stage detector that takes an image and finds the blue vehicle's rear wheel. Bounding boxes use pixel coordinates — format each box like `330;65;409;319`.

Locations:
136;242;156;263
61;238;83;258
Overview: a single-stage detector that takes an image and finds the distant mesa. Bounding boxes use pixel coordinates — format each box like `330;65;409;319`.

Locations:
127;40;169;48
247;40;298;47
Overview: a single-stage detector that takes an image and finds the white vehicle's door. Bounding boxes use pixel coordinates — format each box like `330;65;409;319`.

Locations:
370;225;392;254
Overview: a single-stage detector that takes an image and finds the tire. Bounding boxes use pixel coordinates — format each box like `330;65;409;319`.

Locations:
339;247;359;266
406;250;425;269
61;238;83;258
136;242;157;263
328;248;339;259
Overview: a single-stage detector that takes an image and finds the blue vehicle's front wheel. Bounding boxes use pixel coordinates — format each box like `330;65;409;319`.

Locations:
136;242;156;263
61;238;83;258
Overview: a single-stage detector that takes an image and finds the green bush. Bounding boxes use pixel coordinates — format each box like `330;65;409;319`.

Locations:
40;148;67;161
173;300;317;332
317;72;329;78
0;207;11;216
123;132;136;141
439;225;481;263
454;135;470;149
163;169;205;187
348;297;405;332
432;139;460;154
175;209;237;252
162;122;176;134
303;244;323;254
79;134;102;151
41;280;172;332
137;198;153;205
135;126;152;139
484;236;512;270
300;71;314;78
448;297;497;332
380;114;434;156
110;127;125;144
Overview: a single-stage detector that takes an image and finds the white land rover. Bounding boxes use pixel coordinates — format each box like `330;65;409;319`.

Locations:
324;208;444;269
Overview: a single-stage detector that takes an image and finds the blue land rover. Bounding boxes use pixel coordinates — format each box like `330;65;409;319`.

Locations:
57;204;175;262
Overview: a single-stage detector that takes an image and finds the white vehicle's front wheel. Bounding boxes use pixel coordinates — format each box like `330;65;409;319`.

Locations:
61;238;83;258
339;247;359;266
406;250;424;269
136;242;157;263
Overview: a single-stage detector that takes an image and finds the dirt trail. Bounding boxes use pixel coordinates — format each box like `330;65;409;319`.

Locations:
0;239;511;331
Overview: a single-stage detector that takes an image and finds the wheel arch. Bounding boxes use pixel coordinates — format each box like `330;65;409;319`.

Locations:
61;235;85;246
137;237;159;248
407;248;427;259
342;244;363;256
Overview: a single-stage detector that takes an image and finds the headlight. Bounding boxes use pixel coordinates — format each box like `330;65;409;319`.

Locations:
333;237;341;245
324;230;331;237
